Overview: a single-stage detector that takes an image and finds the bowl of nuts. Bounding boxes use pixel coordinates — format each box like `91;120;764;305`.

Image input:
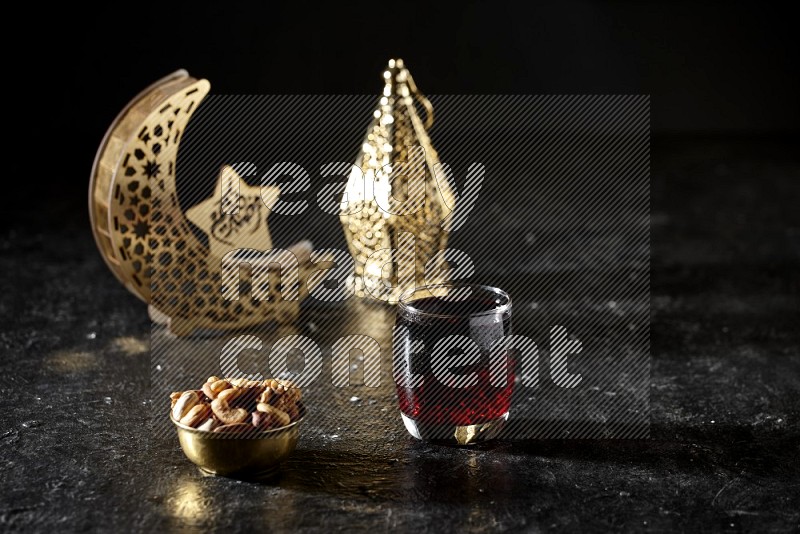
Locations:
170;376;305;479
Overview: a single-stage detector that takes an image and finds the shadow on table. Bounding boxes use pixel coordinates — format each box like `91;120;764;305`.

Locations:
275;421;798;504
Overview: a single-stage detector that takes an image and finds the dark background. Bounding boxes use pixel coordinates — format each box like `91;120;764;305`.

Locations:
2;2;799;529
6;0;798;234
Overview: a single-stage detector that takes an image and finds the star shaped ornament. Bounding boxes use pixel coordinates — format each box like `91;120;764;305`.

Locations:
186;165;281;258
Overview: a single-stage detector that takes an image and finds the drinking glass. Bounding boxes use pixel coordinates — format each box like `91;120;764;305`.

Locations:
394;283;514;444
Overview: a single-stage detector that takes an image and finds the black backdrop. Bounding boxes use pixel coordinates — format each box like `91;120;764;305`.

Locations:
6;1;798;232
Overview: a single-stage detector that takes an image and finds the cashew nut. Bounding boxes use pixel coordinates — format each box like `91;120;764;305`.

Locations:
197;418;217;432
170;376;302;433
256;402;291;427
201;379;231;400
211;397;249;425
171;391;199;421
228;378;260;388
179;403;211;428
216;387;240;403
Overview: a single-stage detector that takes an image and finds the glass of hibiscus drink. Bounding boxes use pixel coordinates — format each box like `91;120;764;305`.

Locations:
393;283;514;444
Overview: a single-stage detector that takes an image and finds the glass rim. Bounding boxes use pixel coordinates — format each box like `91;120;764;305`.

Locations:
397;283;512;320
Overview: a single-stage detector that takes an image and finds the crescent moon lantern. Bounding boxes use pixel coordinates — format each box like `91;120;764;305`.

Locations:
90;70;316;336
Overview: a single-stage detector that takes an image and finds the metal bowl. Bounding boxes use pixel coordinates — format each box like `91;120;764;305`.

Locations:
171;415;304;479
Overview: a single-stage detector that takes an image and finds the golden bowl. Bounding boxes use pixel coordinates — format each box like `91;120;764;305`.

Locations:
171;415;304;479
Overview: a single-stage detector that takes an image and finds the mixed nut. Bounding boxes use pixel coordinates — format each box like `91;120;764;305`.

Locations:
170;376;303;433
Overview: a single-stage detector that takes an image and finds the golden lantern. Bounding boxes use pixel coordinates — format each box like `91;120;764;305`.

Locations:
339;59;455;303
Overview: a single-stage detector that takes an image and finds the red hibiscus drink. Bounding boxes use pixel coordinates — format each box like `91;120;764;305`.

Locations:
394;283;514;444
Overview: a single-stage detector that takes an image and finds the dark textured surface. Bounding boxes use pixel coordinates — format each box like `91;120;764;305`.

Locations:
1;137;799;531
